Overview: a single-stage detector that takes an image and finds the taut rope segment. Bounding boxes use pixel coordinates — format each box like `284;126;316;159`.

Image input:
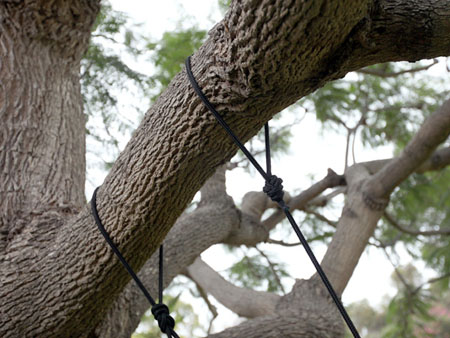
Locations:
91;188;179;338
185;55;360;338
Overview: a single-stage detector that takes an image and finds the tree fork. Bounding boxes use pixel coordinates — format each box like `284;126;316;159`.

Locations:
2;0;450;336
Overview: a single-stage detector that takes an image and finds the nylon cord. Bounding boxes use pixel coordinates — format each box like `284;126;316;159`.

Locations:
185;56;360;338
159;245;164;304
185;57;269;181
264;123;272;176
91;188;179;338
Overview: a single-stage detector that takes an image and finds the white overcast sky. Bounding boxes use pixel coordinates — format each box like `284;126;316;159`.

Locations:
102;0;437;333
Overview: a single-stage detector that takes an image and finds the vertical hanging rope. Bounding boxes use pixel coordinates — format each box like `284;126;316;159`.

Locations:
91;188;179;338
185;56;360;338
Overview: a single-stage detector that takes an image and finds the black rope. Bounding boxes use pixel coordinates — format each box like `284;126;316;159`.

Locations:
264;123;272;176
185;56;361;338
91;188;179;338
158;245;164;304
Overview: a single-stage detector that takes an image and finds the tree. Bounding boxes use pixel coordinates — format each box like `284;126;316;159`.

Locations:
1;0;450;337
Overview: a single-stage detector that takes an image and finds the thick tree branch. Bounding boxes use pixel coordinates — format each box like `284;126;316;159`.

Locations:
320;100;450;294
364;100;450;207
199;165;229;205
208;277;343;338
187;257;280;319
319;163;382;295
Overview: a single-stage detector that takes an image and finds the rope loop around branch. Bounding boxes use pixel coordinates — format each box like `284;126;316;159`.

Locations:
91;188;179;338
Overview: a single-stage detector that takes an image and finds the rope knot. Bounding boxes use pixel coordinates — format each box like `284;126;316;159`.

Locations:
263;175;284;203
152;303;175;334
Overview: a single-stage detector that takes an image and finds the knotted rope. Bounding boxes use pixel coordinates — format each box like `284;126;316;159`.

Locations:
185;55;360;338
91;188;179;338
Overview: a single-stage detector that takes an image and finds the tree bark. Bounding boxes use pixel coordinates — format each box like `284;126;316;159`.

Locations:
1;0;450;337
0;0;97;252
187;257;280;319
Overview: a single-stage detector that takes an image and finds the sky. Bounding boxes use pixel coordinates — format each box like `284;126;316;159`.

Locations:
101;0;439;335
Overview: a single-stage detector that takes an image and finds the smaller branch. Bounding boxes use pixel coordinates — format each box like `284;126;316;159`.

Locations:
243;255;263;280
372;102;425;113
329;115;350;129
382;247;414;294
351;131;357;165
266;238;301;247
268;232;333;247
199;165;229;205
91;33;120;44
368;234;401;249
191;280;218;335
357;59;438;78
362;146;450;175
262;169;346;230
186;257;280;318
344;129;351;170
255;246;286;295
412;272;450;295
368;239;385;248
308;186;347;207
364;99;450;203
416;146;450;173
384;212;450;236
80;60;93;79
345;114;366;168
303;208;338;228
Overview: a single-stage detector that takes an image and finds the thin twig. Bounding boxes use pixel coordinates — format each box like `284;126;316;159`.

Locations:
344;129;351;170
303;208;338;228
255;246;286;295
190;277;218;335
308;186;347;207
266;238;302;247
412;272;450;295
91;33;120;44
358;59;438;78
384;212;450;236
382;247;414;293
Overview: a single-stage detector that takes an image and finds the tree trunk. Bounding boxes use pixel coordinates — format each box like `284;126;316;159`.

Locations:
0;1;100;336
1;0;450;337
0;0;95;251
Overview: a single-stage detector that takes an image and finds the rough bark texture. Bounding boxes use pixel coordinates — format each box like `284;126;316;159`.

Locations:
1;0;450;337
0;0;100;336
0;0;96;251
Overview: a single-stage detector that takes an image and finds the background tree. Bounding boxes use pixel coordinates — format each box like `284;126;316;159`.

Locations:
1;1;450;337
